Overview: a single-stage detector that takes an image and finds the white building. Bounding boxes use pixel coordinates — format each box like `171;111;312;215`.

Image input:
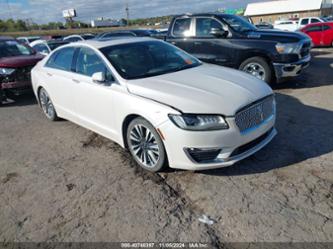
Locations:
244;0;333;23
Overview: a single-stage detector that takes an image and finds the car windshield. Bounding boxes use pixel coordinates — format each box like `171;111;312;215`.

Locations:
222;15;257;32
101;41;201;80
0;40;34;58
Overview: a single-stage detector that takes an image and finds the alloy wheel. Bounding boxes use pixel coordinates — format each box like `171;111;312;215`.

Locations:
243;62;266;81
39;89;56;120
129;124;160;168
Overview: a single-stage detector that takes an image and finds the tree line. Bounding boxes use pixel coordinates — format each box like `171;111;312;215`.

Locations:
0;15;172;33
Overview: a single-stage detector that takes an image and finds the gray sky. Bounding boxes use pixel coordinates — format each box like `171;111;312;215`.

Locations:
0;0;266;24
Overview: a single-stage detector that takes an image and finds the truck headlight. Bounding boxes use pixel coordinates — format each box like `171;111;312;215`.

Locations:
0;68;15;75
275;43;302;54
169;114;229;131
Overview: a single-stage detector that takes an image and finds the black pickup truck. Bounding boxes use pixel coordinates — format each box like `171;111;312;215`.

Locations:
165;13;312;83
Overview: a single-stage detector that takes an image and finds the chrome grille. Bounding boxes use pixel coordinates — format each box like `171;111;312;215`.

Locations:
235;96;275;133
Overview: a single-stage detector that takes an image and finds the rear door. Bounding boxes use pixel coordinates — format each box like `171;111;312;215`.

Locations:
191;17;233;66
42;47;77;115
321;24;333;46
167;17;195;52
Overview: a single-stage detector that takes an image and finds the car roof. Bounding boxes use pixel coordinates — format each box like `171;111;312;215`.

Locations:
173;12;234;18
73;37;157;49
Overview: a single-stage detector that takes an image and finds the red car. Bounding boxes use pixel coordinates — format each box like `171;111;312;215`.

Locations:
0;36;44;105
300;22;333;47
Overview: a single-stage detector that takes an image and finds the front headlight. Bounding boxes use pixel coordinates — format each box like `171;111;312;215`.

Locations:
275;43;302;54
169;114;229;131
0;68;15;75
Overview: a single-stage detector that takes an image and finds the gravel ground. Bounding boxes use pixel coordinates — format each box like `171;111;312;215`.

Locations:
0;48;332;244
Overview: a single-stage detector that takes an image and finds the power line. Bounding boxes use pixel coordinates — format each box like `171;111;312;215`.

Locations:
6;0;14;19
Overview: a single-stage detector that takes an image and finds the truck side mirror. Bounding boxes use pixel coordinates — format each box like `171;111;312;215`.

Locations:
210;28;228;38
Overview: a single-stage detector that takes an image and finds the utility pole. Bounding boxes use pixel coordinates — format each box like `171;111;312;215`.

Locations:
125;1;129;26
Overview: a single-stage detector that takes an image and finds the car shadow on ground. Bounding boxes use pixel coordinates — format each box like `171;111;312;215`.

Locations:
274;50;333;90
200;92;333;176
1;93;37;107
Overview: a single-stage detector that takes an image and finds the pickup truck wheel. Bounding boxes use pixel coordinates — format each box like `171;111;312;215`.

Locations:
126;117;167;172
38;88;59;121
240;57;272;83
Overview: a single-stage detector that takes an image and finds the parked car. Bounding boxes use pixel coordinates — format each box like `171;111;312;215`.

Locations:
17;36;41;45
165;13;312;83
63;34;95;43
30;40;69;55
255;22;274;30
273;20;299;31
31;38;277;171
0;37;44;104
298;17;325;29
96;29;152;40
300;22;333;47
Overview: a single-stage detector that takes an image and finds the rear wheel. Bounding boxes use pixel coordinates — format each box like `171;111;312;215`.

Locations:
239;57;273;83
38;88;59;121
126;117;167;172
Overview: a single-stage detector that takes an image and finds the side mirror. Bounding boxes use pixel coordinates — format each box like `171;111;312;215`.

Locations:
210;28;228;38
92;72;105;84
39;50;49;56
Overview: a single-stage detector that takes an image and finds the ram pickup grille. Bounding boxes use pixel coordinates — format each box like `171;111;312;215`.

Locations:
235;96;275;133
300;41;311;58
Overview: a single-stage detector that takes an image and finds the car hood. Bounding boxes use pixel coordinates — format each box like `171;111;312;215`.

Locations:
126;64;273;116
0;54;44;68
247;29;310;43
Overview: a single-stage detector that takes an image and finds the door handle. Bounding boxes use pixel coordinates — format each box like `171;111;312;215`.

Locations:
46;72;53;77
171;41;176;45
72;79;80;83
194;41;202;45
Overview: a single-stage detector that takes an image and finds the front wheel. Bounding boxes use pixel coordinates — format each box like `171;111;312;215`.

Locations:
0;89;4;106
239;57;273;83
38;88;59;121
126;118;167;172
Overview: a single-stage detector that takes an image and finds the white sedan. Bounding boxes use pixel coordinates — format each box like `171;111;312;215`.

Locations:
31;38;277;171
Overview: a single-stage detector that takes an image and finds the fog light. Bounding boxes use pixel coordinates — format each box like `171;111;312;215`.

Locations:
185;148;221;163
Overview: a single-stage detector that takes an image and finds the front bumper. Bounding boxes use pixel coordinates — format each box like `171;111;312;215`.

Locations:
273;55;311;79
1;81;32;95
158;115;276;171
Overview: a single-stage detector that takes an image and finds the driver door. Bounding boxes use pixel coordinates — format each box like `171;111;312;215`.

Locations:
191;17;233;67
71;46;118;140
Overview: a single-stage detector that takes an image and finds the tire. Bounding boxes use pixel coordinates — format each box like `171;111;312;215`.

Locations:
239;57;273;84
0;89;4;105
4;90;20;101
38;88;59;121
126;117;167;172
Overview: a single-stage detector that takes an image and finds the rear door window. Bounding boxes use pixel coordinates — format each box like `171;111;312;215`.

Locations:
311;18;321;24
172;18;192;37
45;47;75;71
323;25;331;31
